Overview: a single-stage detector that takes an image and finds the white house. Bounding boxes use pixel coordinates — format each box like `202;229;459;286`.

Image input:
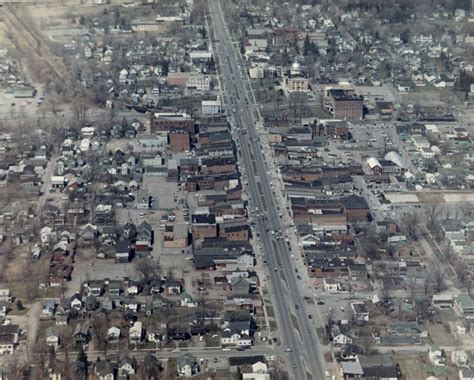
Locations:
46;327;59;350
70;294;82;310
107;326;120;342
40;227;54;245
333;333;352;346
129;321;142;343
221;329;241;346
451;350;469;367
117;355;137;377
242;361;270;380
177;353;195;377
0;289;12;303
429;345;446;366
323;278;341;293
126;283;139;296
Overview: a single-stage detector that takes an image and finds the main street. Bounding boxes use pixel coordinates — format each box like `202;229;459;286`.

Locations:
208;1;327;378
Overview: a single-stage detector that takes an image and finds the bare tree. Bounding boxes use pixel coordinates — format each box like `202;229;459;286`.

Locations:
454;259;471;289
6;355;28;380
32;340;52;379
381;279;392;314
406;276;419;309
139;353;163;380
72;97;90;128
91;311;110;354
425;204;442;239
429;262;447;294
134;258;160;292
442;243;455;264
402;212;420;241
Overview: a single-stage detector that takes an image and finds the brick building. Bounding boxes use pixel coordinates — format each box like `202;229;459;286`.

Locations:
151;112;195;134
169;131;190;152
342;195;370;222
191;214;217;239
220;224;249;241
327;89;363;120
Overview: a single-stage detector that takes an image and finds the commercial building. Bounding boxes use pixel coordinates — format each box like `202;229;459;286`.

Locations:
327;89;363;119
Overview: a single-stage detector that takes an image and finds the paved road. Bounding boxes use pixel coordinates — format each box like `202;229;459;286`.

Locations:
208;1;327;379
54;345;280;363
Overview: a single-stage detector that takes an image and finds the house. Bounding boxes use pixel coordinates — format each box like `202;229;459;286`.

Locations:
117;355;137;377
429;345;446;366
94;359;116;380
231;276;251;296
432;294;453;309
0;289;12;303
122;298;139;313
341;344;365;361
0;335;15;355
115;240;131;262
86;281;104;297
179;293;198;308
340;361;364;378
41;299;56;319
129;321;143;343
123;310;138;325
177;352;196;377
351;302;370;322
348;264;368;280
107;326;120;342
40;227;54;245
323;278;341;293
126;281;140;296
85;295;99;312
460;369;474;380
242;361;270;380
333;332;353;346
46;326;59;350
456;294;474;318
70;293;83;310
0;324;20;355
169;326;191;341
74;322;90;347
451;350;469;367
55;311;69;326
331;326;352;346
167;279;183;294
220;320;253;347
108;282;122;296
137;221;153;243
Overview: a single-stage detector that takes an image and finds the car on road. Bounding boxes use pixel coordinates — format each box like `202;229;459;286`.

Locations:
273;267;278;272
317;300;325;305
295;304;299;310
222;347;231;351
172;348;181;352
284;346;292;352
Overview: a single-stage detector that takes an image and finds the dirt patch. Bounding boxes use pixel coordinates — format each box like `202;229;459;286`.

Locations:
395;354;430;380
427;323;456;346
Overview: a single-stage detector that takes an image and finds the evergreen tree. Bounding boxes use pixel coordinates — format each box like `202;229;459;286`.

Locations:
303;34;311;56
